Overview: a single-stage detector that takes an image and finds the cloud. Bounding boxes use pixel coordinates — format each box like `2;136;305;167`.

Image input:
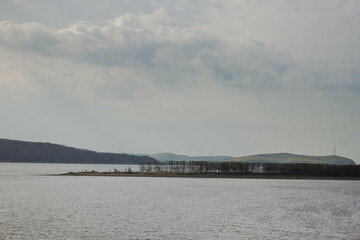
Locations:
0;9;214;61
1;6;359;98
1;1;359;89
0;9;298;90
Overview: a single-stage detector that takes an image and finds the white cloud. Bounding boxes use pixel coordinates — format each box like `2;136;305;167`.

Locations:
0;9;213;58
1;6;358;94
0;9;296;91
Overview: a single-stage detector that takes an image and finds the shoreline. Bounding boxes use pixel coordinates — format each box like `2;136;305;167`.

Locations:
58;171;360;180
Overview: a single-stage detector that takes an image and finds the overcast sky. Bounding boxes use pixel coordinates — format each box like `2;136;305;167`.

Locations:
0;0;359;162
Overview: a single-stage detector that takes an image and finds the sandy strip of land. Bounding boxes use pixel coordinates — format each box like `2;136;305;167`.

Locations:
57;171;360;180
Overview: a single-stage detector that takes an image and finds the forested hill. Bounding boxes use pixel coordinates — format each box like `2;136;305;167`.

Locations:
0;139;157;164
226;153;356;165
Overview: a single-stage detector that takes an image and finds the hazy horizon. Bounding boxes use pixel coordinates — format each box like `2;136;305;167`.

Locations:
1;1;359;163
1;137;356;164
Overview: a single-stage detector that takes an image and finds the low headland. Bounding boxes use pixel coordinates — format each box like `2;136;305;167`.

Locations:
61;171;360;180
60;161;360;180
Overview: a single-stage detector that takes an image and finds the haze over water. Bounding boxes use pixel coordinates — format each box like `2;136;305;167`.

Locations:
1;163;359;239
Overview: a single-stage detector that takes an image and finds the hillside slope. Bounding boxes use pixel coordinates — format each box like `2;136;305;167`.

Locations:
150;153;232;162
226;153;356;165
0;138;157;164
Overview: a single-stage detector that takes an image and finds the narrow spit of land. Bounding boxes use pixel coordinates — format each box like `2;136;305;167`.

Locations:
59;171;360;180
59;161;360;180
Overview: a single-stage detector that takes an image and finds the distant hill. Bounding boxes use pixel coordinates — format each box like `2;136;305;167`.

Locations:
0;139;157;164
225;153;356;165
150;153;232;162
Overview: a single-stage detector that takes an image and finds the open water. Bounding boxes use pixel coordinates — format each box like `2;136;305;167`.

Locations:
0;163;359;239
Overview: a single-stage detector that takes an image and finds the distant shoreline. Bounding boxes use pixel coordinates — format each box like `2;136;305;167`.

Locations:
59;171;360;180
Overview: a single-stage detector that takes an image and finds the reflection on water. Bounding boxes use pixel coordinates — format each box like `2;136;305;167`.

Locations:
0;163;359;239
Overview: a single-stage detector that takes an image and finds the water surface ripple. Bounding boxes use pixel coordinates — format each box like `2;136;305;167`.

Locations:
0;163;359;239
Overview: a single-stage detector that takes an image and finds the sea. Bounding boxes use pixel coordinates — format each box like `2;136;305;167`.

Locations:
0;163;359;240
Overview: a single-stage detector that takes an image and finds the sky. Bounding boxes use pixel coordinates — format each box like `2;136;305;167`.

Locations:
0;0;359;162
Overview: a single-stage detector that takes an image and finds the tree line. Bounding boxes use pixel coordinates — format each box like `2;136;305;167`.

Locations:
139;161;360;177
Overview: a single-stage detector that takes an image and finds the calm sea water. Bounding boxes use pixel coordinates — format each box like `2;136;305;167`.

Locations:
0;163;359;240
